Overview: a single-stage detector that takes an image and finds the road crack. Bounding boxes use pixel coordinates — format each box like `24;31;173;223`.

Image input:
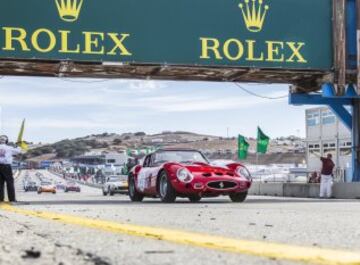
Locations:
55;242;112;265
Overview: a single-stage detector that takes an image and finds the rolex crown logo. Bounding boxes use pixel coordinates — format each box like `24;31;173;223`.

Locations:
239;0;269;32
55;0;84;22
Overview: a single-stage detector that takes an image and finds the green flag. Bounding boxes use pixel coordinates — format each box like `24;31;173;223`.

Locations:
238;135;249;160
257;127;270;154
127;149;132;156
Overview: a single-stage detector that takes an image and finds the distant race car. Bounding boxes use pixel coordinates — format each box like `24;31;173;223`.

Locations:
24;181;38;192
56;182;66;191
128;149;252;203
64;181;81;192
38;181;56;194
102;175;128;196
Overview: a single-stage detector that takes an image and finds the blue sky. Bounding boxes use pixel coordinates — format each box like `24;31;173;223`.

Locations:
0;76;307;143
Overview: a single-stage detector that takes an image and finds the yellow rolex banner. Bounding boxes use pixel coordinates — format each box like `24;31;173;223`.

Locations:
17;119;28;151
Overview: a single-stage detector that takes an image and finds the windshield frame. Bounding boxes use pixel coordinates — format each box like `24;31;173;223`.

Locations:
152;150;209;166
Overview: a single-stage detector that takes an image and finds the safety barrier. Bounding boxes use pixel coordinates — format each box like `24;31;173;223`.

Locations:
49;170;102;189
249;182;360;199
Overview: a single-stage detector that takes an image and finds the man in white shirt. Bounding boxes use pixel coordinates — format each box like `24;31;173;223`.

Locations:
0;135;22;202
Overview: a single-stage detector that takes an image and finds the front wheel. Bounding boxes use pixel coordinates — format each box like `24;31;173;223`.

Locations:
229;191;248;203
128;175;144;202
158;171;176;203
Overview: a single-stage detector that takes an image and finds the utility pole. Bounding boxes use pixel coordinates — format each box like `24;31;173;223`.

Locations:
0;106;2;133
354;0;360;181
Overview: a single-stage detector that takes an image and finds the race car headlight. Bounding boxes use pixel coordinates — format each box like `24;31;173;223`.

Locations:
236;166;252;180
176;168;194;183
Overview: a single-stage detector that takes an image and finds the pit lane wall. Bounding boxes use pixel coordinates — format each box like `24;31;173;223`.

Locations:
249;182;360;199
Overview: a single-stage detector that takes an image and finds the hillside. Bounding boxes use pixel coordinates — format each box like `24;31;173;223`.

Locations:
24;131;305;164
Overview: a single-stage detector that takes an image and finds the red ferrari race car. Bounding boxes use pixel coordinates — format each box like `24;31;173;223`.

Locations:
64;181;81;193
128;149;252;203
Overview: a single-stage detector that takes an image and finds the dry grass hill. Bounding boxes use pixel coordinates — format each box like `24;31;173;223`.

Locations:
24;131;305;165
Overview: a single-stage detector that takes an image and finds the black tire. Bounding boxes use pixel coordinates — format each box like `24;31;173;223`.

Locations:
103;189;107;196
158;171;176;203
128;174;144;202
109;187;115;196
189;195;202;203
229;191;248;202
37;190;41;194
65;189;68;193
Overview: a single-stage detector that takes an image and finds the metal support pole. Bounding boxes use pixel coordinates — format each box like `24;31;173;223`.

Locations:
334;0;347;95
353;0;360;181
352;102;360;181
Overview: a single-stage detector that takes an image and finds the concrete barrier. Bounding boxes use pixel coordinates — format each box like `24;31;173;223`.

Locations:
249;182;360;199
249;182;284;196
248;182;260;195
49;170;102;189
283;183;320;198
333;183;360;199
259;183;284;197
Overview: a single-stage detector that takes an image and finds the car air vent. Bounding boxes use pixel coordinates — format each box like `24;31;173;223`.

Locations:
202;173;212;177
215;172;223;176
207;181;237;189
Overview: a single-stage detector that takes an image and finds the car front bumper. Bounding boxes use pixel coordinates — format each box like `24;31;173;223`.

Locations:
171;176;251;196
110;185;128;193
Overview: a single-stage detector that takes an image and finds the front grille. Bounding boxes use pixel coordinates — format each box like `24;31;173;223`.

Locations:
207;181;237;190
214;172;223;176
202;173;212;177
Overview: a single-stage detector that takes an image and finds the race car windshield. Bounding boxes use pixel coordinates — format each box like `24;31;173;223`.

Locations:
154;151;209;165
109;178;120;182
41;182;52;185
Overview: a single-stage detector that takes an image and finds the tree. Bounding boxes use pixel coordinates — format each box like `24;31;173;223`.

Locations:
113;138;122;145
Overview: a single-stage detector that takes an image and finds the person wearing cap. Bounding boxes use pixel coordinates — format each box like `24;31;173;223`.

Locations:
319;153;335;199
0;135;22;202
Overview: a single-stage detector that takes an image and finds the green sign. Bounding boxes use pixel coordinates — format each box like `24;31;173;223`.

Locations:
0;0;333;70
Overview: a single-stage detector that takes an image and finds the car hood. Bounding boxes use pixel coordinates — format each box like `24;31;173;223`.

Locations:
108;181;125;186
41;185;54;189
182;163;231;174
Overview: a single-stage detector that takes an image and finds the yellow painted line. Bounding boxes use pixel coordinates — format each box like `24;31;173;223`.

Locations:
1;204;360;265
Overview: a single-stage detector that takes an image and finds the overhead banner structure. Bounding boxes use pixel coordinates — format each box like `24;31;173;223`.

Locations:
0;0;333;71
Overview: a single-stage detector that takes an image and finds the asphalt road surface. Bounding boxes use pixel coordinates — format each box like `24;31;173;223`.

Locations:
1;170;360;265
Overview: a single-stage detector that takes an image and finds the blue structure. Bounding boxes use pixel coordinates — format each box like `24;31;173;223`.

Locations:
289;1;360;182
